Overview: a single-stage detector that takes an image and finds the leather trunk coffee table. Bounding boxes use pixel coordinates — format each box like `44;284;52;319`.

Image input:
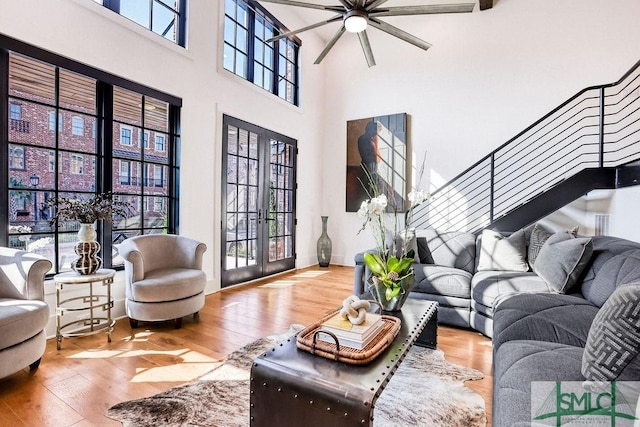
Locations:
250;299;438;426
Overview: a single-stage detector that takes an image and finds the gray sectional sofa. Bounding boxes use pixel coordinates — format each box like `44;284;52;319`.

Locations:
354;225;582;337
356;229;640;426
492;236;640;426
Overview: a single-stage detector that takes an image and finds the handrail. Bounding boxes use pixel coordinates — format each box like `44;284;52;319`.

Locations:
413;59;640;233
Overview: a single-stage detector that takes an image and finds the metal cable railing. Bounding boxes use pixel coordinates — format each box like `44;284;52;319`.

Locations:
412;60;640;233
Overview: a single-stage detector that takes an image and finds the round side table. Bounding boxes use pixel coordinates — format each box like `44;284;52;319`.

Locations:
53;269;116;350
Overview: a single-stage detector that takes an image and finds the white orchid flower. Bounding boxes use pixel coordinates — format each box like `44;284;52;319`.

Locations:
368;194;387;215
408;189;429;206
357;200;369;218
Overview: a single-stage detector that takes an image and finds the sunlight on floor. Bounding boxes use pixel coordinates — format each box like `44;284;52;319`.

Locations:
65;331;225;383
293;270;330;278
259;280;300;288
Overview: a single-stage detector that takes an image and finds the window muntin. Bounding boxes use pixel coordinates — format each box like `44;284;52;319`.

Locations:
5;51;180;274
96;0;186;46
224;0;300;106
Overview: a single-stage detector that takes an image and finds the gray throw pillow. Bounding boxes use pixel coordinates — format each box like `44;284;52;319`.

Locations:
416;237;435;264
533;231;593;293
477;229;529;272
582;282;640;382
528;223;553;268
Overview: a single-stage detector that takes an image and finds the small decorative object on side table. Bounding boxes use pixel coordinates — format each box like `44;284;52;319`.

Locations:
53;269;116;350
42;192;132;275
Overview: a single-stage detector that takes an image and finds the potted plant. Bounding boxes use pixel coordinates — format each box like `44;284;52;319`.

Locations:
357;165;429;311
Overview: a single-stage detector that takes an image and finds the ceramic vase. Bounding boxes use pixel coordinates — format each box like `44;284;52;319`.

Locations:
71;223;102;275
367;274;415;311
316;216;332;267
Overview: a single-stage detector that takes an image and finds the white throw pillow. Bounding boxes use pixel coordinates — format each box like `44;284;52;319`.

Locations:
477;229;529;272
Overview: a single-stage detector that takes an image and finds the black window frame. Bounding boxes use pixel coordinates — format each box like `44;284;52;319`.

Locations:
223;0;301;106
99;0;187;47
0;35;182;275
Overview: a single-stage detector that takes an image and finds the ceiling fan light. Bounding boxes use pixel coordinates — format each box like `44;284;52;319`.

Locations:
345;15;368;33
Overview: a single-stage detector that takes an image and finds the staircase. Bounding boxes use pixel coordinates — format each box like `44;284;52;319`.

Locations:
411;59;640;233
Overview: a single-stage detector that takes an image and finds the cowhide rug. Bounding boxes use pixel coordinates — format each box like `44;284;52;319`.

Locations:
106;326;486;426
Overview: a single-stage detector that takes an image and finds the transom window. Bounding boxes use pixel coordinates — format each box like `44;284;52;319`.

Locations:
223;0;300;106
93;0;187;46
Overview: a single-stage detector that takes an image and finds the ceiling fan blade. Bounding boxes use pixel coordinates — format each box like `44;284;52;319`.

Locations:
370;3;475;17
337;0;354;9
368;17;432;50
365;0;390;11
357;30;376;67
314;27;346;64
266;15;343;43
258;0;343;12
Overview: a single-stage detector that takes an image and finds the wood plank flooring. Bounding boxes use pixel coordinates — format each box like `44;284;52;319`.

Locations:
0;266;493;426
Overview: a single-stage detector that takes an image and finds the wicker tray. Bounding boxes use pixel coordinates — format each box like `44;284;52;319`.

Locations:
296;309;401;365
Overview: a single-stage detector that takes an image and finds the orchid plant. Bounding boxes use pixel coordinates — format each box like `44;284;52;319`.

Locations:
357;160;430;300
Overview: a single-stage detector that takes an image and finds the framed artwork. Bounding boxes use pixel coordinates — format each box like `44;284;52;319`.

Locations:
345;113;408;213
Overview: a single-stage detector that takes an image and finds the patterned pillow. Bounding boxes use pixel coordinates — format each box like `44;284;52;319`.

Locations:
528;223;553;268
582;282;640;381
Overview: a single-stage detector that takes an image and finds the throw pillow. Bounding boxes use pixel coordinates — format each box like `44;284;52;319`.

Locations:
533;231;593;293
416;237;435;264
477;229;529;272
582;282;640;382
528;223;554;268
528;223;579;269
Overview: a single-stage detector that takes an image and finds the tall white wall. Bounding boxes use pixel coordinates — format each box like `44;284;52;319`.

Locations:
319;0;640;264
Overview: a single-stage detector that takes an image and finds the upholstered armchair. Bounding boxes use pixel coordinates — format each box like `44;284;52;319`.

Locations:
119;234;207;329
0;247;52;379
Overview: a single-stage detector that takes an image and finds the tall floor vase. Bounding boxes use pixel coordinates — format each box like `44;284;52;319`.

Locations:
316;216;332;267
72;223;102;275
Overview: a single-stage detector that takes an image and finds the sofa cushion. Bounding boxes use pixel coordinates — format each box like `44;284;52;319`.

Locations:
584;249;640;307
492;293;599;353
413;265;472;299
533;231;593;293
0;298;49;350
494;340;585;427
582;282;640;382
477;229;528;272
130;268;206;302
471;270;551;310
580;236;640;305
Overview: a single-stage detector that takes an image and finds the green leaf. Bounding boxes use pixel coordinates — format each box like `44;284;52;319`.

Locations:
363;252;385;276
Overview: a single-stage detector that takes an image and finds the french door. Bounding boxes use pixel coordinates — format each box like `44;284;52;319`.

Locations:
221;115;297;287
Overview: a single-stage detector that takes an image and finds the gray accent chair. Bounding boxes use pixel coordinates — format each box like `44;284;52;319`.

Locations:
119;234;207;329
0;247;52;379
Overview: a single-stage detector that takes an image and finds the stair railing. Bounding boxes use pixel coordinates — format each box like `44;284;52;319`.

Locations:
411;59;640;233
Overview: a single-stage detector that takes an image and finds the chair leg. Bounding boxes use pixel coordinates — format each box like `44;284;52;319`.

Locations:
174;318;183;329
29;358;42;371
193;311;200;320
129;318;139;329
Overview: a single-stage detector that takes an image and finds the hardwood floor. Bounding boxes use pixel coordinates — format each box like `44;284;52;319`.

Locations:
0;266;493;426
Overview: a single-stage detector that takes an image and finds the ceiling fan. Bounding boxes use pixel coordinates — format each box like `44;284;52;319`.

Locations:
258;0;476;67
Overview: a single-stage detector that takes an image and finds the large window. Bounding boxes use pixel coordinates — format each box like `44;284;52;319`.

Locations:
93;0;187;46
3;45;181;275
223;0;300;106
